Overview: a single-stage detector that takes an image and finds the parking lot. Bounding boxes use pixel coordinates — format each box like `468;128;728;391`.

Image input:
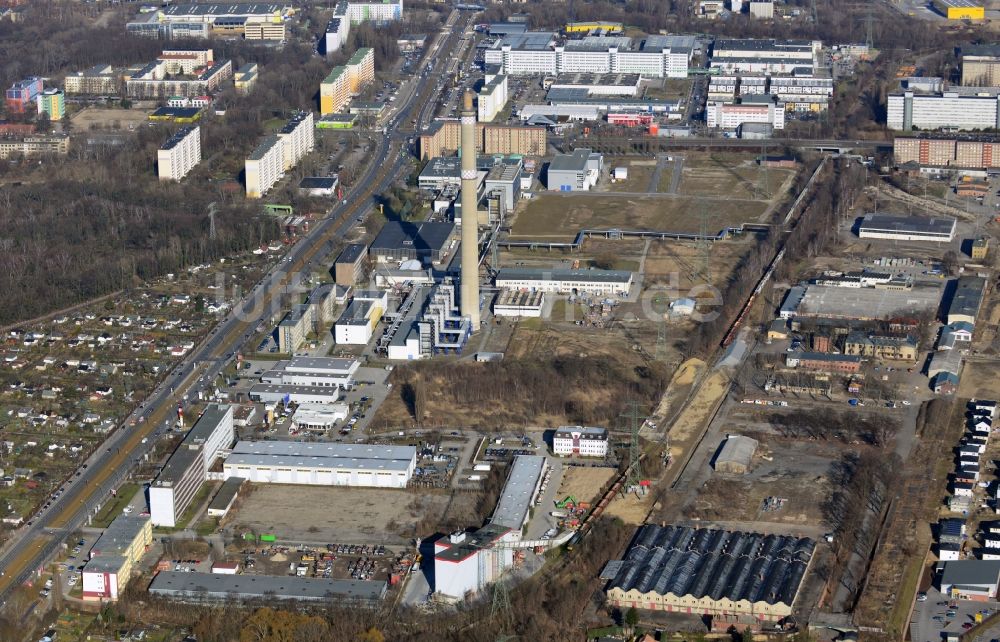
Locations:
910;586;999;642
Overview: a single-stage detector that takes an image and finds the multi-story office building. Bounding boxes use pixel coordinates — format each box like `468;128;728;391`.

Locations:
553;427;609;457
320;48;375;114
81;514;153;602
888;91;1000;131
962;45;1000;86
157;126;202;181
149;404;234;527
277;304;316;353
483;33;691;78
245;135;283;198
245;22;287;40
0;134;70;159
277;111;315;171
36;88;64;120
127;3;295;38
5;76;42;113
65;65;119;95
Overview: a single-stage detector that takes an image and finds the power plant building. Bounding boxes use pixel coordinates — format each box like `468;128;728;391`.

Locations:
495;268;634;296
335;290;387;345
149;404;234;527
222;440;417;488
157;126;201;181
547;148;604;191
605;524;815;617
433;524;519;600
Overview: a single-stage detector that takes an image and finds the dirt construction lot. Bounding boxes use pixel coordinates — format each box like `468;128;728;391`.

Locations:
230;484;451;545
557;466;616;503
70;107;151;131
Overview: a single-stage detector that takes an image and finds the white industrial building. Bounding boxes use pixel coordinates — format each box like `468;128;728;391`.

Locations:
495;267;634;296
478;74;508;123
553;426;609;457
706;99;786;130
433;524;519;600
710;39;819;74
259;357;360;389
157;126;201;182
493;289;545;318
291;403;349;431
248;384;342;405
222;441;417;488
547;148;604;191
149;404;234;527
888;91;1000;131
334;290;387;345
483;33;691;78
857;214;957;242
490;454;547;532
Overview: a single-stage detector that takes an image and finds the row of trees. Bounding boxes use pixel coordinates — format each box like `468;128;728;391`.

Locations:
769;409;900;448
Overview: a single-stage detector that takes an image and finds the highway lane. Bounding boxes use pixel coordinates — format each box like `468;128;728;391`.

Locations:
0;10;474;602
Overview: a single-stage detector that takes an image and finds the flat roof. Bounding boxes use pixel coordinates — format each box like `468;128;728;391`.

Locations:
188;404;231;445
248;134;280;161
226;453;412;471
299;176;337;189
859;213;957;236
336;299;374;326
83;555;126;574
249;383;341;397
280;111;310;134
796;283;941;320
151;107;201;119
348;48;373;65
207;476;245;512
793;351;862;363
496;267;633;285
370;221;455;254
937;0;983;7
336;243;367;264
231;440;413;459
149;571;386;602
161;3;288;17
154;443;201;486
493;31;557;50
91;514;150;558
941;560;1000;587
606;524;815;606
435;523;514;563
550;148;597;172
160;126;198;151
283;356;358;373
554;426;608;439
491;454;545;529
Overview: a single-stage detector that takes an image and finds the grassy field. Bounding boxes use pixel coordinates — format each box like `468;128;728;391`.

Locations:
91;483;140;528
678;158;794;200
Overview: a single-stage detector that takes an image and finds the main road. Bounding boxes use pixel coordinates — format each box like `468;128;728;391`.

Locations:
0;9;472;601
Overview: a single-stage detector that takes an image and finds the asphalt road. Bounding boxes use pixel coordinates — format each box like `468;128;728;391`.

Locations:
0;10;472;602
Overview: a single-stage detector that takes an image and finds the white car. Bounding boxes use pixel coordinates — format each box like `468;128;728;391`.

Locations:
67;576;78;586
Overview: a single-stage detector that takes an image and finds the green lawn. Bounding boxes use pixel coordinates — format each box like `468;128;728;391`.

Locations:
91;483;140;528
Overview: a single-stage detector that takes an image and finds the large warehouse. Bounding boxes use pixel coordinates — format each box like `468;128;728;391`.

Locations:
149;571;387;604
222;441;417;488
857;214;957;242
490;454;547;532
260;357;360;389
605;524;815;617
789;283;942;321
369;221;456;265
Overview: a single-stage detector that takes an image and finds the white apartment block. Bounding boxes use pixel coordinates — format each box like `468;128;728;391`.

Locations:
347;0;403;23
157;126;201;182
888;91;1000;131
478;74;508;122
706;100;786;130
245;135;283;199
158;49;214;75
553;426;609;457
277;111;315;171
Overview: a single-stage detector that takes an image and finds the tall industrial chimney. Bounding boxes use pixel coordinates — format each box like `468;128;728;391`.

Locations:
459;90;480;330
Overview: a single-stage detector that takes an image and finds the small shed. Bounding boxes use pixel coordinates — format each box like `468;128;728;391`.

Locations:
712;434;758;474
